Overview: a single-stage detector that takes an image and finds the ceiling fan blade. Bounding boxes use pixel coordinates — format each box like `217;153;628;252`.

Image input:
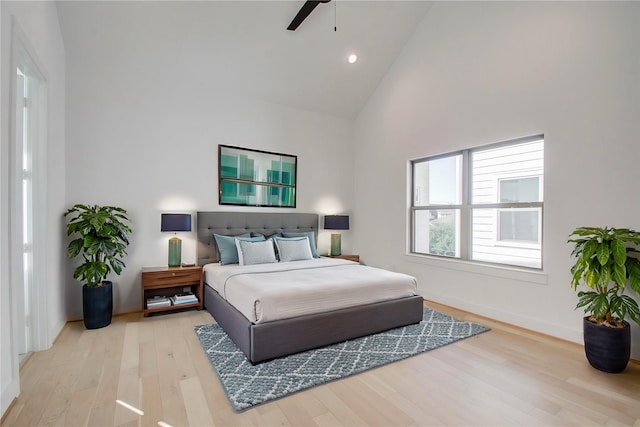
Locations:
287;0;331;31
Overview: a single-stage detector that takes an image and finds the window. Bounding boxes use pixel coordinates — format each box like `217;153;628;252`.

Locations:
411;136;544;269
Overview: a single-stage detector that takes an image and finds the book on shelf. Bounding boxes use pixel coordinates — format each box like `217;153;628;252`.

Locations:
174;291;196;301
170;295;198;305
148;301;171;308
147;295;171;308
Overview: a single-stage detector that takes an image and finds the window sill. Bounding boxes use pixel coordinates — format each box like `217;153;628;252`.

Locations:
403;253;548;285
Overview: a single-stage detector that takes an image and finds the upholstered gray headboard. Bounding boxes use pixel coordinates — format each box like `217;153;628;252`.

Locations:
196;211;319;266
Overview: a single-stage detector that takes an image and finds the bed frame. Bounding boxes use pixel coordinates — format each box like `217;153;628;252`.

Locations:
196;211;424;364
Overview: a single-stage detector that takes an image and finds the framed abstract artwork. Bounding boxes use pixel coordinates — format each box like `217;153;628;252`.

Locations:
218;145;297;208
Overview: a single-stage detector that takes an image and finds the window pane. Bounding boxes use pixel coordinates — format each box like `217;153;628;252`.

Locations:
472;140;544;204
472;208;541;268
499;208;539;242
413;154;462;206
414;209;460;257
499;177;540;203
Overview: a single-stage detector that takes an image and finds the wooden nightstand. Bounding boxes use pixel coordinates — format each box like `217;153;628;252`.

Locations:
328;254;360;263
141;265;203;317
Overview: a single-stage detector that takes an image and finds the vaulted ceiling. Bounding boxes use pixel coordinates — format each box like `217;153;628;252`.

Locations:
56;1;431;119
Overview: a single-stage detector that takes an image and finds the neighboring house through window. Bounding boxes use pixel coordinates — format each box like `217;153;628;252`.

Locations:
497;176;541;243
411;135;544;269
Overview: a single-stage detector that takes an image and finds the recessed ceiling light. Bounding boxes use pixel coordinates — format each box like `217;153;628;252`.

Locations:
348;54;358;64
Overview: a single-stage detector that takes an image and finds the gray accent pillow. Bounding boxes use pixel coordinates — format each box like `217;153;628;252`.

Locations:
235;240;278;265
274;236;313;262
282;231;319;258
214;233;262;265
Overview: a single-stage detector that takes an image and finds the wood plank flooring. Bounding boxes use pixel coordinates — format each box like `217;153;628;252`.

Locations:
2;301;639;426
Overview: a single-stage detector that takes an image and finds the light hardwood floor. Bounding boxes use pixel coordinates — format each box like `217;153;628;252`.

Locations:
2;301;639;427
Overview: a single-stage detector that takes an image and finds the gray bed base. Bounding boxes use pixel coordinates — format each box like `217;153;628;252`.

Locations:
196;211;424;364
204;284;424;363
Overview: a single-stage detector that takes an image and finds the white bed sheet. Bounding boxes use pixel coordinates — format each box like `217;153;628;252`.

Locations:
203;258;419;324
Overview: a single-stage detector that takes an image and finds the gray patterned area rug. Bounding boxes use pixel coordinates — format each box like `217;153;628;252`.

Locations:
194;307;489;411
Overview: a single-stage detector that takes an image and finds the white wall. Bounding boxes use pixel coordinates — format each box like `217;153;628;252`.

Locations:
0;0;66;417
65;50;354;319
354;2;640;358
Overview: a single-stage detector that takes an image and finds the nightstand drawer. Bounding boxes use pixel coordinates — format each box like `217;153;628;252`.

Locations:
142;269;201;287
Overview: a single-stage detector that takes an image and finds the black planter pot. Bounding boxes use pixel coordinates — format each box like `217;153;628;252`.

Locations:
82;281;113;329
583;317;630;373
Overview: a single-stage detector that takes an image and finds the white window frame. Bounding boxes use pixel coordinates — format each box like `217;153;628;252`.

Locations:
10;17;49;355
410;135;544;270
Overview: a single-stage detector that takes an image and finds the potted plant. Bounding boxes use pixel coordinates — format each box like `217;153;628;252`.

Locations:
65;204;132;329
568;226;640;372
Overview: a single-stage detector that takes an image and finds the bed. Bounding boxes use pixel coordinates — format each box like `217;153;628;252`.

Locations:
197;211;424;364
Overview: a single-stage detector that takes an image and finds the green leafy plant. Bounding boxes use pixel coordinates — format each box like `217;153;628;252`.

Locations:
429;220;455;256
568;227;640;327
65;204;132;287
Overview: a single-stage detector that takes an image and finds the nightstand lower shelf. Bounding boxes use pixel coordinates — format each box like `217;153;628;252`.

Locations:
145;301;201;315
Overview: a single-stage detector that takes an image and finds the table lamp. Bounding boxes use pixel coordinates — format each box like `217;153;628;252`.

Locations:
324;215;349;256
161;213;192;267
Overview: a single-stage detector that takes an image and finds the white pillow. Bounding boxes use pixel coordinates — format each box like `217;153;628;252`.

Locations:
274;236;313;262
235;239;277;266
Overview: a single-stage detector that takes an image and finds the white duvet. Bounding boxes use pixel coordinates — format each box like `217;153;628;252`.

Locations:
203;258;419;324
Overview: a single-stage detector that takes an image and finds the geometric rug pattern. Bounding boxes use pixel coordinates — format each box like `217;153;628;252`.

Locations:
194;307;489;411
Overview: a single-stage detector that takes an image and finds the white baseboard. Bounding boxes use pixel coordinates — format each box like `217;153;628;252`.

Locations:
427;291;583;345
1;379;19;419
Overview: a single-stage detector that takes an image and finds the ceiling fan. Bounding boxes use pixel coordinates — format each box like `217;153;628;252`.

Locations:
287;0;332;31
